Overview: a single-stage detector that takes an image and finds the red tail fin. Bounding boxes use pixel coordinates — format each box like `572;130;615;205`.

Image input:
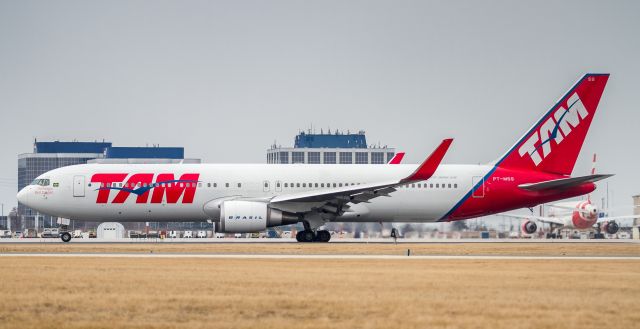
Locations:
497;74;609;176
388;152;405;164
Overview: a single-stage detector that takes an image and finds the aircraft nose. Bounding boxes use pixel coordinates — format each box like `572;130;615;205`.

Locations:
17;187;30;206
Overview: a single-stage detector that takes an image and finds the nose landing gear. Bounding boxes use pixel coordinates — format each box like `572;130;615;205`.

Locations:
59;223;71;243
60;231;72;243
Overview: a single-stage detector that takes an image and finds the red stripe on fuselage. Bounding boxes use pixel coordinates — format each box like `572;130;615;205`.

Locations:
445;167;596;221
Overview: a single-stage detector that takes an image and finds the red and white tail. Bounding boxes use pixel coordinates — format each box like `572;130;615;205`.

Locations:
387;152;405;164
496;74;609;176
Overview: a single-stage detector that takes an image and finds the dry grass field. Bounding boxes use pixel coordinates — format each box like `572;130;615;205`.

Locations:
0;256;639;329
1;241;640;256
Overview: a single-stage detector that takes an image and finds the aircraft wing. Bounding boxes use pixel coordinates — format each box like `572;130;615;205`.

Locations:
517;174;613;191
499;213;565;226
269;139;452;215
596;215;640;223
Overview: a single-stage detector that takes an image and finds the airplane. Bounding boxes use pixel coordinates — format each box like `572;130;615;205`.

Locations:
505;201;640;238
387;152;405;164
18;73;611;243
503;153;640;238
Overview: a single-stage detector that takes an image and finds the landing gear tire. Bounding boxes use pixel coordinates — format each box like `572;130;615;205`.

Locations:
315;230;331;243
60;232;72;243
296;230;316;243
302;230;316;242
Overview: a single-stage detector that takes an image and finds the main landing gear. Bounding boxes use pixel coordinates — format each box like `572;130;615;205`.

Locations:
296;230;331;243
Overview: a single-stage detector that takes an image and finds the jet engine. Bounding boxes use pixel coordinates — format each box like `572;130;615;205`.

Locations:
521;220;538;235
602;221;619;235
213;200;299;233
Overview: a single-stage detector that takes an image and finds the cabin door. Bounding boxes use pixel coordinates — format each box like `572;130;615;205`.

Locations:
73;175;85;197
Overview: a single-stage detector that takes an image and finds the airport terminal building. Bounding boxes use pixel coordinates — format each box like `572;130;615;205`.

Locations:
17;140;197;230
267;130;396;164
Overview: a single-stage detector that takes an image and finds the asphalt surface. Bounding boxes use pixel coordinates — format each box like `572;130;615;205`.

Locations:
0;253;638;260
0;238;638;244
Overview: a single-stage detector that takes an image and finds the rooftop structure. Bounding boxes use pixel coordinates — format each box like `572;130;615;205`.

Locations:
267;130;395;164
294;131;367;148
33;141;184;159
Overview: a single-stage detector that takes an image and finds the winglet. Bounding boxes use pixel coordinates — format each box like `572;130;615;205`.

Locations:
387;152;405;164
403;139;453;182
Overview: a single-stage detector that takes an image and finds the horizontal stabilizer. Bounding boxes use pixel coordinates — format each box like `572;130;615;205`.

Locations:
518;174;613;191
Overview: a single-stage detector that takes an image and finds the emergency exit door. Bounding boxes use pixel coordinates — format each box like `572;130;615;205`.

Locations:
73;175;85;197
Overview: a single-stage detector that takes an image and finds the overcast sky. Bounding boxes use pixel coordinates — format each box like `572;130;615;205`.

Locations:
0;0;638;216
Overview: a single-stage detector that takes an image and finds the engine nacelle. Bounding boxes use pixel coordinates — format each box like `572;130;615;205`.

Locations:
521;220;538;235
602;221;619;235
214;200;299;233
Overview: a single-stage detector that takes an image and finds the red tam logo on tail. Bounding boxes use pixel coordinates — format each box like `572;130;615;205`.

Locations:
498;74;609;176
518;92;589;166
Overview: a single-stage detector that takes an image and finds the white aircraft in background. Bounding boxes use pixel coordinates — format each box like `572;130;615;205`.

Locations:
503;153;640;238
18;74;613;243
504;200;640;238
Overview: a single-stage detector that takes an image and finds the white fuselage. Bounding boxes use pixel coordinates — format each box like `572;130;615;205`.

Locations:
18;163;492;223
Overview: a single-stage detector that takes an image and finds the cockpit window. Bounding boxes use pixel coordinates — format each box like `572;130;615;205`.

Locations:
30;179;50;186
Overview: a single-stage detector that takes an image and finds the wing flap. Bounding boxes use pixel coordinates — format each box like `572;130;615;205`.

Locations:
500;213;565;226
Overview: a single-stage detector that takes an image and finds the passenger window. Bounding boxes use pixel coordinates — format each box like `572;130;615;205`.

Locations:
214;183;217;188
448;184;451;188
276;182;281;188
303;183;307;188
297;183;300;188
321;183;325;188
411;184;415;188
333;183;337;187
238;183;242;188
454;183;458;188
315;183;318;188
430;184;433;188
207;183;211;188
225;183;229;188
436;184;439;188
284;183;288;188
339;183;343;187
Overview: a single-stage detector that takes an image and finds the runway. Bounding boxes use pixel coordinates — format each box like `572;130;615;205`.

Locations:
1;237;639;243
1;253;639;260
